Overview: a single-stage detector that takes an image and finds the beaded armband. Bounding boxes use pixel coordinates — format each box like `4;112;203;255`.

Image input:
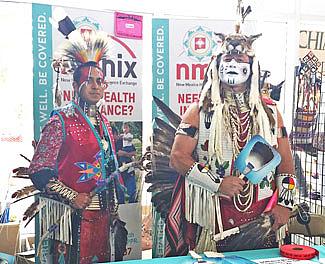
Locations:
46;180;78;204
185;162;222;194
176;123;198;139
276;173;296;209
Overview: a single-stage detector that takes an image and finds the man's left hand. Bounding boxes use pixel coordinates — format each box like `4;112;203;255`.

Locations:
269;204;291;230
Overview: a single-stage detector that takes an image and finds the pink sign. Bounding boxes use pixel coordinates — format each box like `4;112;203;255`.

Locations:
114;12;143;40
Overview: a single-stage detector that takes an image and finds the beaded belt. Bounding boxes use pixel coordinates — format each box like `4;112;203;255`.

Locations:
86;194;100;210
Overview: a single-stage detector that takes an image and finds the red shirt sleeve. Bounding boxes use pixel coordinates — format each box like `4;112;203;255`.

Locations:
28;115;64;175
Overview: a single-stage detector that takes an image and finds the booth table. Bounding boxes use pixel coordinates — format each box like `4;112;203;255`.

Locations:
1;245;325;263
119;246;325;264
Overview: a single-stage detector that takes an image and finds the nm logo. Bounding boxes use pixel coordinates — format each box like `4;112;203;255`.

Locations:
182;26;218;62
73;16;102;42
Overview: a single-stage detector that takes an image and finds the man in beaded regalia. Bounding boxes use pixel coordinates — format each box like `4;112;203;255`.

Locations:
164;7;296;256
28;30;127;263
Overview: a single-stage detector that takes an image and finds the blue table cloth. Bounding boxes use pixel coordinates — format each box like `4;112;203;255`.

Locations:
118;246;325;264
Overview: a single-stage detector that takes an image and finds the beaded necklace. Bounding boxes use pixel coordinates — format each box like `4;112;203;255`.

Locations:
224;90;254;212
82;102;118;213
84;103;110;152
224;90;251;155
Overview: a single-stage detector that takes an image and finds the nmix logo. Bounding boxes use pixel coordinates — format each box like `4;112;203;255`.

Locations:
73;16;102;42
182;26;218;62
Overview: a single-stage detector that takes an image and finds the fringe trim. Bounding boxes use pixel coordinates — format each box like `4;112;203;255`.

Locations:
39;197;73;245
185;179;223;233
194;229;218;253
208;103;224;164
276;223;288;246
184;180;224;252
249;58;273;145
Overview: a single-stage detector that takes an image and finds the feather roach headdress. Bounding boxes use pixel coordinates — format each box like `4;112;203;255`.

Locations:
59;30;110;68
52;30;110;79
53;29;110;107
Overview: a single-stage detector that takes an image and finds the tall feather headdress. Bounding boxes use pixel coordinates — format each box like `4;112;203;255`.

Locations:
55;30;110;72
53;29;110;106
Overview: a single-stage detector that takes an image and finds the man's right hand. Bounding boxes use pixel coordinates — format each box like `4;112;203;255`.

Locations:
218;176;246;198
72;193;92;209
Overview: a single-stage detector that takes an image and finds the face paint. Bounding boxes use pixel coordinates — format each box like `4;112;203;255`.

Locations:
79;67;105;105
78;67;91;90
78;66;104;91
218;55;251;86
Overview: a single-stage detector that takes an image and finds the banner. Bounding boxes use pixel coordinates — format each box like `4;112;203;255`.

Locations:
299;29;325;62
118;203;142;260
152;19;169;121
32;4;143;139
152;19;241;118
32;3;143;262
52;8;143;122
32;4;53;141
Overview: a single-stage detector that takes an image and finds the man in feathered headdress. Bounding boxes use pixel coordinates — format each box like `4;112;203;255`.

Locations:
28;29;127;263
166;4;296;255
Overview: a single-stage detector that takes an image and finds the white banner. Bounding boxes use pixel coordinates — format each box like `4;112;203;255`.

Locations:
118;203;142;260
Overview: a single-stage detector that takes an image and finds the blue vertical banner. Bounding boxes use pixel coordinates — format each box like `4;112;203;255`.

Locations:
32;3;53;141
32;4;53;264
151;18;170;258
152;19;169;120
